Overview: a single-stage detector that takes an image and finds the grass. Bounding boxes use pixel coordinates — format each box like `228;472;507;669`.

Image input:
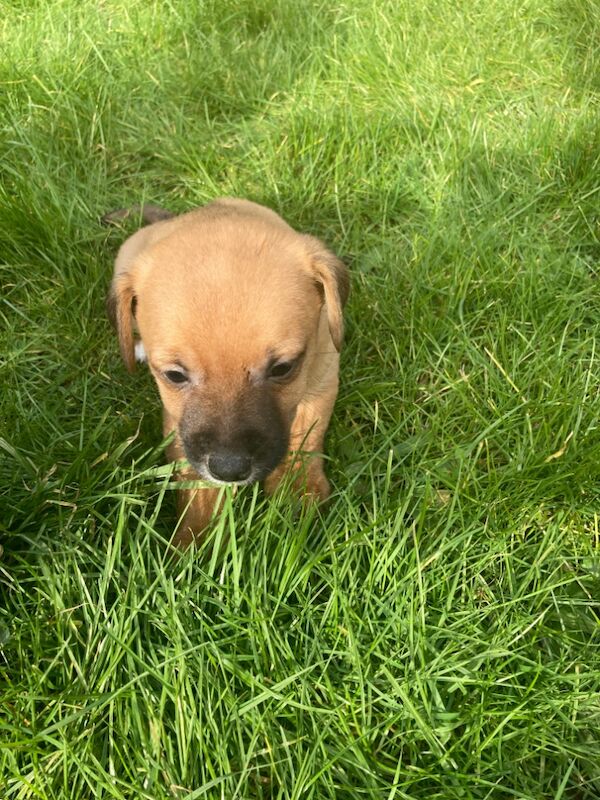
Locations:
1;0;600;796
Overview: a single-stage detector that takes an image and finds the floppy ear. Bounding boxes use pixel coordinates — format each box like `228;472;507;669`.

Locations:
106;273;136;373
304;235;349;351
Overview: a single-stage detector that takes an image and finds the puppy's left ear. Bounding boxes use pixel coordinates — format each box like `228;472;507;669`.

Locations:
106;273;137;373
304;235;349;351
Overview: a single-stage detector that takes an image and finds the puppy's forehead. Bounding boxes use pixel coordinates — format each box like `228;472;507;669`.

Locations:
134;222;320;362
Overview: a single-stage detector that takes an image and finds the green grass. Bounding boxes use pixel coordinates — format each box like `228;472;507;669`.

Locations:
1;0;600;797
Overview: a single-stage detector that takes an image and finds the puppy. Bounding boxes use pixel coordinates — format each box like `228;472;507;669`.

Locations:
106;198;349;547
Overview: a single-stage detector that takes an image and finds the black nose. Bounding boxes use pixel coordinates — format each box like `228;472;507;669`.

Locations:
207;452;252;483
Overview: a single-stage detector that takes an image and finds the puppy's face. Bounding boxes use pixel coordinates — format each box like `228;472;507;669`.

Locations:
109;209;347;485
138;252;323;485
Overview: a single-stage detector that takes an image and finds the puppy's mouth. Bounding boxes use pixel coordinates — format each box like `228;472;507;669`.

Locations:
184;447;283;487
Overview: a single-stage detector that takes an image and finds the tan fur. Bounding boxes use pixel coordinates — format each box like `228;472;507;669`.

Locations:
107;198;348;548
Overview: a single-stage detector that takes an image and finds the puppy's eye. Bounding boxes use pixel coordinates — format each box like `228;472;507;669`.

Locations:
163;369;189;385
267;359;297;381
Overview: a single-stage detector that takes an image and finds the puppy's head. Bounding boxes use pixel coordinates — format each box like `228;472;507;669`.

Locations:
108;207;348;485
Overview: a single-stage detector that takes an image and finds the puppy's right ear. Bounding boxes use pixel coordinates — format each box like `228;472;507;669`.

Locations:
106;274;136;373
303;235;349;352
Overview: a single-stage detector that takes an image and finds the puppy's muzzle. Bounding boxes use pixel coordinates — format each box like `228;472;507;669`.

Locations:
182;433;286;485
180;388;290;485
182;424;289;486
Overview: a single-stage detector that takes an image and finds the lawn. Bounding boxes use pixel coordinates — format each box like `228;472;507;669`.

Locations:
1;0;600;797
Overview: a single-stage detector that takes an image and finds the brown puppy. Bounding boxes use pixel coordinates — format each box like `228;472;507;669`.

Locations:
106;198;348;547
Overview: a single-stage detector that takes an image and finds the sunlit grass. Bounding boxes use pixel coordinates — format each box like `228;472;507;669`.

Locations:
1;0;600;797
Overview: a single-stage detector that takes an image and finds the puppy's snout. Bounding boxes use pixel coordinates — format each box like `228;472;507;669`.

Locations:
181;393;290;484
207;451;252;483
